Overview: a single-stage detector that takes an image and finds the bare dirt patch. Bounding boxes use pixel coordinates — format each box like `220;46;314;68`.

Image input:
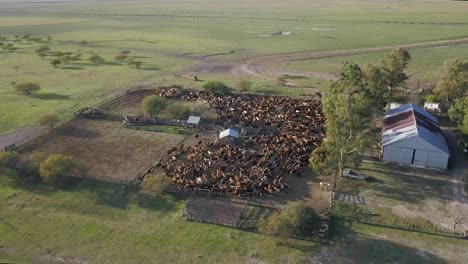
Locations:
21;119;187;182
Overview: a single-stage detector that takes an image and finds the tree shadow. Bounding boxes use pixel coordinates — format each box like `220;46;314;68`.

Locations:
56;126;101;138
61;66;84;70
329;219;449;264
141;66;162;71
32;93;70;100
5;174;180;215
360;165;452;204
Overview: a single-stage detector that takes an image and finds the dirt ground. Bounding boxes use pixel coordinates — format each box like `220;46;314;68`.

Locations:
21;119;188;182
267;168;331;213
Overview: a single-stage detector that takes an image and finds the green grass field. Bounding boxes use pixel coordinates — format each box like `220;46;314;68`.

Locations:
284;44;468;81
0;170;318;263
2;0;468;133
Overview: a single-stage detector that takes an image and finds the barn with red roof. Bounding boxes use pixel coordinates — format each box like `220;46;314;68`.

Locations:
382;103;450;169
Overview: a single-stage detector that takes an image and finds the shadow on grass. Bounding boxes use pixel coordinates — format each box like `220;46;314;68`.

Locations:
141;66;162;71
61;66;84;70
329;219;448;264
6;173;181;213
56;126;101;138
32;93;70;100
360;164;452;204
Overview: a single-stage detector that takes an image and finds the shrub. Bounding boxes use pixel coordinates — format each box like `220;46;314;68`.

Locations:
141;174;171;195
14;82;40;95
142;95;167;117
89;54;105;64
35;45;50;53
39;154;82;183
166;102;192;119
257;201;320;238
0;151;19;169
39;114;60;128
30;151;49;169
202;81;230;94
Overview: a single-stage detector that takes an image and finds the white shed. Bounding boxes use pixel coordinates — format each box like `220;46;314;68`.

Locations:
382;104;450;169
219;128;240;139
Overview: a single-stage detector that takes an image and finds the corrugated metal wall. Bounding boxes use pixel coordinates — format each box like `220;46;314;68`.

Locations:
383;145;449;169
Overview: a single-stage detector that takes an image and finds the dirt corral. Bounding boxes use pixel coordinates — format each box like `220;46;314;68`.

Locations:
21;119;188;183
154;89;326;197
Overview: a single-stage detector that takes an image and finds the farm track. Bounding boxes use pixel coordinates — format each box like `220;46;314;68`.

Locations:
245;35;468;65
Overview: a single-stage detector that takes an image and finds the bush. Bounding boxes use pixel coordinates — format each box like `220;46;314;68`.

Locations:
142;95;167;117
141;174;172;195
0;151;19;169
89;54;105;64
30;151;49;169
39;114;60;128
39;154;82;183
166;102;192;119
202;81;230;94
258;201;320;238
14;82;40;95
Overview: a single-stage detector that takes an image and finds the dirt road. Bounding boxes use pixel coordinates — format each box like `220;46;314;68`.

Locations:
246;35;468;65
444;129;467;204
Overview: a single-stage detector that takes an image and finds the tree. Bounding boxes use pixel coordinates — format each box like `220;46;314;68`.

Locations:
12;66;20;72
142;95;167;117
121;50;131;55
80;40;88;47
202;81;230;94
421;198;445;233
2;43;15;53
448;96;468;136
46;35;53;42
0;151;19;169
89;54;105;64
141;174;172;195
71;53;82;63
39;154;82;183
51;59;61;68
115;54;127;62
60;54;73;64
39;114;60;128
381;48;411;98
128;59;143;69
38;52;47;59
14;82;41;95
444;202;468;237
35;45;50;53
310;62;371;182
433;59;468;103
364;64;388;107
238;80;252;92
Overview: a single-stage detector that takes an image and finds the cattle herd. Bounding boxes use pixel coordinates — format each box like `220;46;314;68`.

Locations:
152;88;325;196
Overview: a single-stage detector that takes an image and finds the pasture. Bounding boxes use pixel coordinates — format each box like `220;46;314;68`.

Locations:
2;0;468;133
2;0;468;263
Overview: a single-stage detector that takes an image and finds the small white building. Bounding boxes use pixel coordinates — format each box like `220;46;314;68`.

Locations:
187;116;201;127
219;128;239;143
382;104;450;169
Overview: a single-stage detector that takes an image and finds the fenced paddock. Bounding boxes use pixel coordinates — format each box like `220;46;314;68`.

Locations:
184;196;247;228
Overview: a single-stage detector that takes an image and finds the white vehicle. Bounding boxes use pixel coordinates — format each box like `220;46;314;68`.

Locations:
342;169;369;180
424;102;443;113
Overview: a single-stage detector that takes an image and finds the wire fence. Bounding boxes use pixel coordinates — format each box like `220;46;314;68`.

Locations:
1;114;75;152
169;186;286;210
0;85;160;153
